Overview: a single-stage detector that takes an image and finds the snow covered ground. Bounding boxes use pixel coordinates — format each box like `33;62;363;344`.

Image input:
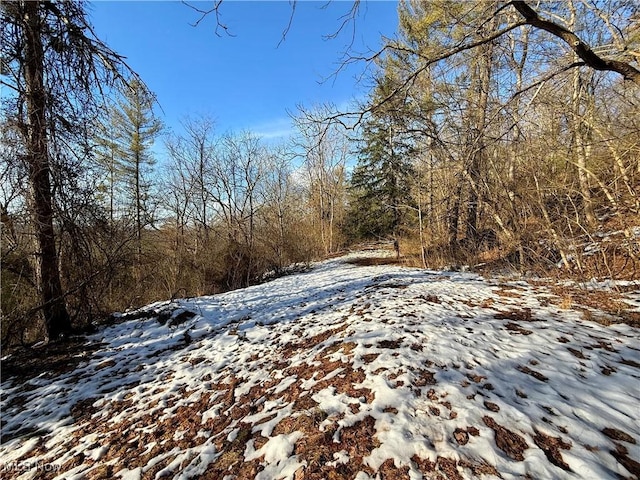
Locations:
1;249;639;480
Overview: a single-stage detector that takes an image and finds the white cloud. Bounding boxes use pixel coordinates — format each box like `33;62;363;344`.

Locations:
251;117;294;141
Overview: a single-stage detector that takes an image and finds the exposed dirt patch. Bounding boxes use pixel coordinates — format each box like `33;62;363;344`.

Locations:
458;459;500;477
481;298;495;308
620;358;640;369
70;397;101;423
601;365;617;375
1;338;104;381
517;365;549;382
273;413;316;439
495;287;525;298
483;416;529;461
280;395;382;479
322;341;357;357
494;308;534;321
411;455;483;480
454;428;469;445
411;454;435;473
504;322;533;335
602;427;637;444
307;358;374;404
378;338;404;349
340;416;381;464
291;431;338;478
414;369;437;387
610;442;640;478
204;435;263;480
377;458;411;479
418;294;441;303
360;353;380;364
292;393;319;412
567;347;589;359
533;430;572;471
484;401;500;412
156;308;196;327
86;464;115;480
466;373;487;383
590;339;618;352
280;324;348;357
437;456;463;480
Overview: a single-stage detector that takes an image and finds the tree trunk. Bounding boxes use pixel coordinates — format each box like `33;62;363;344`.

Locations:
23;1;71;339
135;148;142;267
569;2;596;228
418;191;427;269
572;68;597;228
465;18;496;244
278;204;286;269
199;141;209;243
448;179;463;249
109;154;115;225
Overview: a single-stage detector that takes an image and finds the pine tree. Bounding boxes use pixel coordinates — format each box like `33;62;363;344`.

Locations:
347;72;415;240
106;80;162;259
94;111;125;225
1;1;142;340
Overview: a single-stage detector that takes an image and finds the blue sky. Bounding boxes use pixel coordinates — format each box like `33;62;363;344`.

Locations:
89;1;399;140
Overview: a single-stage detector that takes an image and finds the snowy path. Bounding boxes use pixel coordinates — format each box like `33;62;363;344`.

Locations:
1;250;639;479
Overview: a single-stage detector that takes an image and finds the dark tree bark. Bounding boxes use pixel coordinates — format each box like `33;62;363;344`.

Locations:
448;180;463;248
512;1;640;85
22;1;71;339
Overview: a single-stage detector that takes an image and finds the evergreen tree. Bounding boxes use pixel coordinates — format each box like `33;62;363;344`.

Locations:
1;0;141;340
347;72;415;240
94;110;125;225
106;80;162;258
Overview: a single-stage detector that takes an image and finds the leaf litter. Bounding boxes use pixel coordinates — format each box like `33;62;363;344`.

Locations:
1;249;639;479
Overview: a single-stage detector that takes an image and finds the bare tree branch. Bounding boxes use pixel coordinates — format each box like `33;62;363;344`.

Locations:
182;0;234;37
322;20;527;131
511;0;640;85
277;0;297;48
512;61;585;98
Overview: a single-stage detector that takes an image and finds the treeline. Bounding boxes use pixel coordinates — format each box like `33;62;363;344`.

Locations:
0;1;351;346
2;0;639;346
2;94;350;345
346;0;639;274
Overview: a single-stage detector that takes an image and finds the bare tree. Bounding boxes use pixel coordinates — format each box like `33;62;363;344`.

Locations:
1;0;141;340
206;131;267;287
294;104;349;255
165;115;217;247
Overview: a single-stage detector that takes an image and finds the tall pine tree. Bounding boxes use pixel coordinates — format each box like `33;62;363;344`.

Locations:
1;1;143;340
94;109;125;225
347;71;415;241
106;80;162;259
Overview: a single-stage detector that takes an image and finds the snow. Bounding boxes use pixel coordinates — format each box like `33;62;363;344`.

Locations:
1;249;639;479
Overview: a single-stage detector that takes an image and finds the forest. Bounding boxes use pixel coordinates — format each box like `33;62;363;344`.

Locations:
1;0;639;347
